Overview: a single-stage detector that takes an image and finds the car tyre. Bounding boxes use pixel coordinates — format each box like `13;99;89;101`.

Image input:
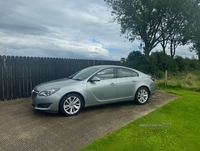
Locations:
135;87;149;105
59;93;83;116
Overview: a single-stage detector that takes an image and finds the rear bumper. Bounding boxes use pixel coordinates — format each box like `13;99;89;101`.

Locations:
150;83;156;96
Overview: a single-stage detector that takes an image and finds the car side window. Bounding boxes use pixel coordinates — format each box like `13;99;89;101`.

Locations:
96;68;114;80
117;68;138;78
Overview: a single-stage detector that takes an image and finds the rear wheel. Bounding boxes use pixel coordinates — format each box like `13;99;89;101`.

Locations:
59;93;83;116
135;87;149;105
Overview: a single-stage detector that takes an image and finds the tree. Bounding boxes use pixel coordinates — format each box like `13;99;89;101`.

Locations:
189;6;200;61
105;0;168;57
160;0;200;58
175;56;185;71
190;41;200;61
169;34;183;58
125;51;149;72
105;0;200;57
120;57;126;65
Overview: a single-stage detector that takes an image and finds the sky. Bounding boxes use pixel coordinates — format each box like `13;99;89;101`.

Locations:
0;0;197;61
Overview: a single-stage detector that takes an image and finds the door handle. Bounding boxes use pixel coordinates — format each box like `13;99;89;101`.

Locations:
110;83;115;86
132;80;137;83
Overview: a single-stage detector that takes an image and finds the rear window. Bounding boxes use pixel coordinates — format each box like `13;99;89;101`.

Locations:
117;68;138;78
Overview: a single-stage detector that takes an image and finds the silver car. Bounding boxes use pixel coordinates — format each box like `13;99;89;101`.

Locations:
31;65;155;116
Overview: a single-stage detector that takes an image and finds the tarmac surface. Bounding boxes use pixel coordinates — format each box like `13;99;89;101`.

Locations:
0;90;178;151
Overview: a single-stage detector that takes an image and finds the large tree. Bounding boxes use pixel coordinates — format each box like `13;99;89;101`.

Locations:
105;0;200;57
189;6;200;61
159;0;200;58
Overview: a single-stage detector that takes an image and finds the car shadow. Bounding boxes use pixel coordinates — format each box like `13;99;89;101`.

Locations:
31;100;152;117
82;101;136;112
31;101;135;116
32;109;61;117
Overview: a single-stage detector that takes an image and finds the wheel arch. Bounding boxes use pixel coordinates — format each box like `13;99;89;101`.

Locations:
59;92;85;111
136;85;151;95
135;85;150;99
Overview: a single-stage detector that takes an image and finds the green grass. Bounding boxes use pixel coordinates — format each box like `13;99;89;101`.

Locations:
80;76;200;151
156;72;200;91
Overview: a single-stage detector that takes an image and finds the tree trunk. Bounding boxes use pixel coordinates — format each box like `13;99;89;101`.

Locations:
163;47;166;54
170;41;173;58
160;42;167;54
161;44;166;54
170;48;175;59
144;45;151;58
170;40;176;58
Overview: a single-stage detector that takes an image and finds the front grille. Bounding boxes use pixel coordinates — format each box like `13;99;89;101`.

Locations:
31;89;39;98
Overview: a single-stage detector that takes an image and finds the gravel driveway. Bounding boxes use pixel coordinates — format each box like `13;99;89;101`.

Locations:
0;90;178;151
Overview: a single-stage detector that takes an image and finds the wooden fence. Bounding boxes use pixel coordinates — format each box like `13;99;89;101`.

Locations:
0;56;120;101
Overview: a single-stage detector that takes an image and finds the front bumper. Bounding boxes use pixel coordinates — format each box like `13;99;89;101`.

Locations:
31;92;61;113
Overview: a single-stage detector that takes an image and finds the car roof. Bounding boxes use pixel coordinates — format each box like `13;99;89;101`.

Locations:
88;65;147;76
88;65;135;71
89;65;123;69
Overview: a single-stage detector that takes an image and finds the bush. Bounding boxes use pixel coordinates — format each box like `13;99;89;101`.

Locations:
122;51;200;78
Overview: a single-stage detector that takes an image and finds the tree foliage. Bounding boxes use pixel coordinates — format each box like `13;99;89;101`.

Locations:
121;51;200;78
105;0;200;57
188;7;200;61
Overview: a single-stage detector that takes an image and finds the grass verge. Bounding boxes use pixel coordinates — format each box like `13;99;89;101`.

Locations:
80;87;200;151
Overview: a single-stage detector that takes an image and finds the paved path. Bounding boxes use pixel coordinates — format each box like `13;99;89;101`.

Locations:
0;90;178;151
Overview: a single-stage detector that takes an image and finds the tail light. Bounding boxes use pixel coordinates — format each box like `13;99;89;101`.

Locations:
151;77;155;82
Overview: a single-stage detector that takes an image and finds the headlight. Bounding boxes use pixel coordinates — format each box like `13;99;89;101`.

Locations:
39;88;60;97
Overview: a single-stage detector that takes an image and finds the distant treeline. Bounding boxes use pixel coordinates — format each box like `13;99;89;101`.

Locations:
121;51;200;78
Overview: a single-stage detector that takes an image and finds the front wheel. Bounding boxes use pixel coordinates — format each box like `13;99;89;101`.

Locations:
59;93;83;116
135;87;149;105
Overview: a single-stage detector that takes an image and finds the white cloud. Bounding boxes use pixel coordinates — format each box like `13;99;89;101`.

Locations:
0;0;196;60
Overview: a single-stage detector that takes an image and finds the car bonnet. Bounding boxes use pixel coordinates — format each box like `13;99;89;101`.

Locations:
34;78;82;91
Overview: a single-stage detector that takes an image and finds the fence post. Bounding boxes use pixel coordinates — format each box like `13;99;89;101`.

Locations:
164;70;168;86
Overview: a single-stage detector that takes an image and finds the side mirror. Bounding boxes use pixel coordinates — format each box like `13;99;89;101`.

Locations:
90;76;100;82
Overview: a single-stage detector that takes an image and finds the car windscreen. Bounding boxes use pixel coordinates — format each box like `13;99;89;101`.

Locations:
70;68;99;81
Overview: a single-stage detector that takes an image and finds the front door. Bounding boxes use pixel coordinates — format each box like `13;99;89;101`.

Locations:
87;68;117;103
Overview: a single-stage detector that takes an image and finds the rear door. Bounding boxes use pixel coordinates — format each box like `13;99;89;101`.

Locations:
116;68;139;99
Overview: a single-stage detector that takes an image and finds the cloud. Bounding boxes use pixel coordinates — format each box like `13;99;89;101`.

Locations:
0;0;136;60
0;0;196;61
